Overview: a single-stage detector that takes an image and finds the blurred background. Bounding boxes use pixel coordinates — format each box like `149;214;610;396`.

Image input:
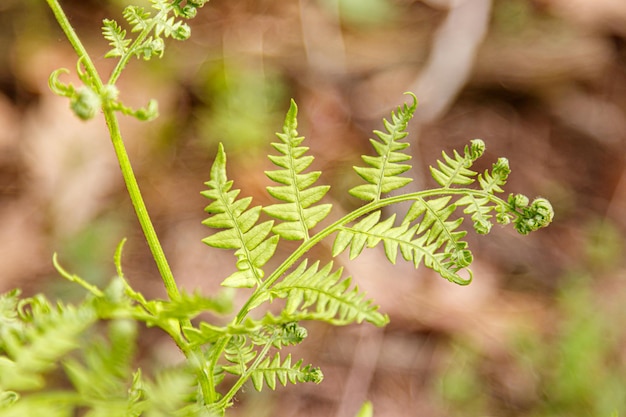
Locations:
1;0;626;416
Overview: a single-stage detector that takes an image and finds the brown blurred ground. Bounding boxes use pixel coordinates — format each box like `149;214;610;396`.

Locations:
1;0;626;416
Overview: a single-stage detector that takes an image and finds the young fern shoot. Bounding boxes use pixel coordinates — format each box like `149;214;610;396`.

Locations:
0;1;554;416
194;93;553;411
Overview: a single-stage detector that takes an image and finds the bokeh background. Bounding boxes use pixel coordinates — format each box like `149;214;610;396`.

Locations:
1;0;626;416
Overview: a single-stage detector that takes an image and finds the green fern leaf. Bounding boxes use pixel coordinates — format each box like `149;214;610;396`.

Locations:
102;19;131;58
333;197;473;285
0;300;97;391
154;16;191;41
223;335;257;376
202;143;279;288
455;157;511;234
150;0;171;12
133;36;165;60
478;157;510;193
263;100;332;240
429;139;485;187
263;260;389;326
250;353;322;392
122;6;152;32
62;319;138;410
350;93;417;201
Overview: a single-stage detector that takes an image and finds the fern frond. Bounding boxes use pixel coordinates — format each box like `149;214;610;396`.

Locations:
263;100;332;240
455;157;511;234
202;143;279;288
350;93;417;201
133;36;165;60
0;299;97;391
262;260;389;326
478;157;510;193
333;197;473;285
222;335;257;376
141;367;197;416
250;353;322;391
430;139;485;187
102;19;131;58
150;0;171;12
62;319;138;409
122;5;152;32
154;15;191;41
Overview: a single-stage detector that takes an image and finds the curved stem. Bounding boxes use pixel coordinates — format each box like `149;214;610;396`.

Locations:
45;0;103;91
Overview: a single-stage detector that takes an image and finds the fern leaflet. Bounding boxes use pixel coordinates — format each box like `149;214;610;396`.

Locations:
122;6;151;32
429;139;485;187
102;19;131;58
260;260;388;326
333;197;473;285
202;144;279;288
250;353;322;391
456;157;511;234
350;93;416;201
0;297;97;391
263;99;332;241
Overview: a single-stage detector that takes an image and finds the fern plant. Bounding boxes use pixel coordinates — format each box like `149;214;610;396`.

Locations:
0;1;553;416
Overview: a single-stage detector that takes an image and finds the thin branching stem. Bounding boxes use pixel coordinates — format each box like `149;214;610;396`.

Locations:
103;99;180;300
45;0;103;92
217;335;276;409
45;0;217;405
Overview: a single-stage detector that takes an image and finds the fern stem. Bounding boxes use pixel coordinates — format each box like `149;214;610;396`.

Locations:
45;0;104;91
102;109;180;299
45;0;216;406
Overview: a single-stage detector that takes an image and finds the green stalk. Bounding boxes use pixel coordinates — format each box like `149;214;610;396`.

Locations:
44;0;181;301
102;108;181;300
45;0;103;91
45;0;214;405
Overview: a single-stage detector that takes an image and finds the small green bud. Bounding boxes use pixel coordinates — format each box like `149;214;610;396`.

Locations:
101;84;119;102
172;23;191;40
514;197;554;235
472;217;492;234
304;367;324;384
179;5;197;18
509;193;529;208
492;157;511;180
71;86;101;120
468;139;485;161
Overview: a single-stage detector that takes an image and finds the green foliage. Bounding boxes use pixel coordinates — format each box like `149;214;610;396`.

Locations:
1;1;555;416
201;143;279;288
263;100;332;241
350;93;415;202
